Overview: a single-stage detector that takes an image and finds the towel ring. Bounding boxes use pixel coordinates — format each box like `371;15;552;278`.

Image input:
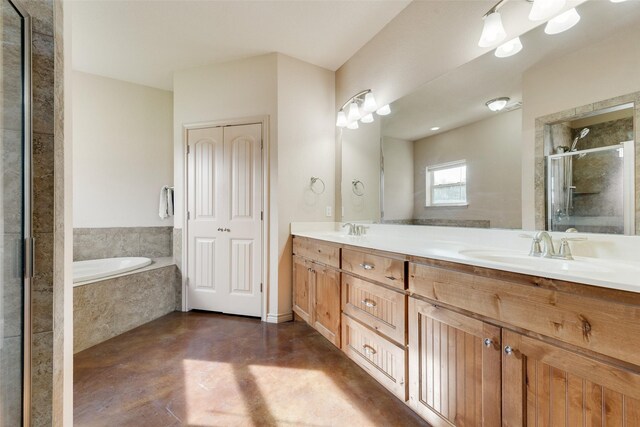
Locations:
352;179;365;196
310;177;325;195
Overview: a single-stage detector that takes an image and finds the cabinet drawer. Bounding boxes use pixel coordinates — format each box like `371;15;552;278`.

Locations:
410;262;640;366
342;273;406;345
342;314;407;401
342;248;405;290
293;236;340;268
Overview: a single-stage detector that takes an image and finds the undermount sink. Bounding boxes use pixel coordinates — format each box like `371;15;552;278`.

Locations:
458;249;610;273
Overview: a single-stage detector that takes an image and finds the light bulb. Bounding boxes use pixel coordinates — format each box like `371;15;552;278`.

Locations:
363;92;377;113
478;12;507;47
376;104;391;116
347;102;360;122
336;110;348;128
545;8;580;35
486;97;510;112
529;0;566;21
347;121;359;130
360;113;374;124
495;37;523;58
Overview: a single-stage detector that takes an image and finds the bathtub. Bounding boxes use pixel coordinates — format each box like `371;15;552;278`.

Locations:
73;257;152;284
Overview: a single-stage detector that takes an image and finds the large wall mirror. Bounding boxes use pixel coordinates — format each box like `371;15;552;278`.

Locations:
340;0;640;235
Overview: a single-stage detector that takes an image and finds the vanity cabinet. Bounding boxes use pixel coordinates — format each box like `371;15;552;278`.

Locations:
408;297;502;426
292;237;341;347
502;330;640;426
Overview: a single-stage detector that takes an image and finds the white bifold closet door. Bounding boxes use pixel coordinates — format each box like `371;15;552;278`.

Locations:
186;123;263;317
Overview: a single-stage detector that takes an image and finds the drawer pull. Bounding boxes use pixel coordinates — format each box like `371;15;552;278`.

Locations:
359;263;375;270
362;299;377;308
363;344;377;355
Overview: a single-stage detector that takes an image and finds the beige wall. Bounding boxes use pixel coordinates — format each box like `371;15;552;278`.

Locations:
521;22;640;229
173;54;335;321
413;109;522;229
341;120;381;221
72;71;174;228
382;136;413;221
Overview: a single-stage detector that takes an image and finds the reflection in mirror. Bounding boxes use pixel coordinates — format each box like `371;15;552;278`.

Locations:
340;0;640;235
545;103;635;235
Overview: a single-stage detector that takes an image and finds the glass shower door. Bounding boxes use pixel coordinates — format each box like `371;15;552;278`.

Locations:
1;0;31;425
548;143;634;234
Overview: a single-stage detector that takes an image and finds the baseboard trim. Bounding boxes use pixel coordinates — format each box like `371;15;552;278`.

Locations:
266;312;293;323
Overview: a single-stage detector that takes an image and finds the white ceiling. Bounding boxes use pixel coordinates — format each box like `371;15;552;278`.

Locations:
71;0;411;90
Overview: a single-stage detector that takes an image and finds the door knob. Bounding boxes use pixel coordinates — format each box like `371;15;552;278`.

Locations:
483;338;493;348
504;345;514;355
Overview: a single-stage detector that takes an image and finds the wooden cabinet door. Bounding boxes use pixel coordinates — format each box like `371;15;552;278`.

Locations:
502;330;640;427
292;255;312;323
313;264;341;347
409;297;502;427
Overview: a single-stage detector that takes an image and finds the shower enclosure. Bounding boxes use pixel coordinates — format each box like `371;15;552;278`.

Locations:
547;141;635;234
1;0;32;425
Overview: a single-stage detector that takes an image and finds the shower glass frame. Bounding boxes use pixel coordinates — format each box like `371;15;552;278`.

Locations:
2;0;33;425
546;141;635;235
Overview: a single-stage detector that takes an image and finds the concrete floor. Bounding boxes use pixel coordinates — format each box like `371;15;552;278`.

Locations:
74;311;428;427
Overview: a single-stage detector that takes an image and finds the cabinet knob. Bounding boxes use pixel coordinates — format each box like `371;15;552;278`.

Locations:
362;299;377;308
483;338;493;348
362;344;377;356
504;345;514;355
359;263;375;270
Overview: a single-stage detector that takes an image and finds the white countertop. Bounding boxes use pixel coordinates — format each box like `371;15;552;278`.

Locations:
291;222;640;294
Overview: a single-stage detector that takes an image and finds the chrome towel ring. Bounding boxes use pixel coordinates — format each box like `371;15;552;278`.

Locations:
352;179;365;196
310;177;325;195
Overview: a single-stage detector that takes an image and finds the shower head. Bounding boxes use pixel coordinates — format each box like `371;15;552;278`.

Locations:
570;127;590;151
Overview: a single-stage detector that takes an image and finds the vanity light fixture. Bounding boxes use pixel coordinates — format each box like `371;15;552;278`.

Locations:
376;104;391;116
486;97;510;112
529;0;566;21
478;11;507;47
336;89;389;129
360;113;374;124
495;36;523;58
544;8;580;34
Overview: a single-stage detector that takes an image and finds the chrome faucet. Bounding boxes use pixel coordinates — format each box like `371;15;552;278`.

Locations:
342;223;356;235
342;223;369;236
529;231;586;260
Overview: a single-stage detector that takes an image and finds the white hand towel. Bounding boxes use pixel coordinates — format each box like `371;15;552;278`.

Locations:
159;186;169;219
167;187;174;217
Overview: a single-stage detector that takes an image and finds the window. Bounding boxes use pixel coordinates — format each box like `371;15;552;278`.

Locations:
426;160;467;206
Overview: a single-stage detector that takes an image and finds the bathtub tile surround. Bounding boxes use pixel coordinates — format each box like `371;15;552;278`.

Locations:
73;262;180;353
173;227;182;272
73;226;172;261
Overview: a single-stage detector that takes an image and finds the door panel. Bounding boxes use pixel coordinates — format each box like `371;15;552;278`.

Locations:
292;255;312;323
187;123;262;316
502;329;640;427
313;265;341;347
409;297;501;427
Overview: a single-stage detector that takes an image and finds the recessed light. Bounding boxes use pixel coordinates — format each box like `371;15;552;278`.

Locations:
431;127;440;131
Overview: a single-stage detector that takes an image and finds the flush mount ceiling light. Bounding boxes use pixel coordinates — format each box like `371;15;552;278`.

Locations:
495;36;523;58
336;89;389;129
544;7;580;34
486;97;510;112
430;126;440;131
529;0;566;21
610;0;628;2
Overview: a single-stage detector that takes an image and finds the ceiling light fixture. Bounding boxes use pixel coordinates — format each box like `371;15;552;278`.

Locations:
529;0;566;21
495;36;523;58
336;90;390;129
430;127;440;131
544;8;580;34
486;97;510;112
610;0;628;2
